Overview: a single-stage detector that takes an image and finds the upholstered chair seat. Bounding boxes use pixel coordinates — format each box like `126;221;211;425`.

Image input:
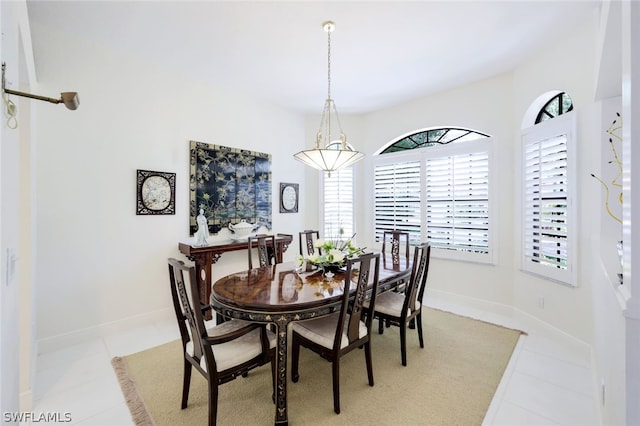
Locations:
291;314;367;350
186;320;277;372
365;292;420;318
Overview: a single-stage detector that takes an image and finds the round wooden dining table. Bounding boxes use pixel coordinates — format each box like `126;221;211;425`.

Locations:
210;257;411;426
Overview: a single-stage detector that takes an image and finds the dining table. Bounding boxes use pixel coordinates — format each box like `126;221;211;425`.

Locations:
210;254;412;426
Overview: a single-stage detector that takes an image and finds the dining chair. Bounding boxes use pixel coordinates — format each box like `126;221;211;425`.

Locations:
168;258;276;426
365;242;431;366
290;252;380;414
299;229;321;256
247;234;277;269
381;230;410;267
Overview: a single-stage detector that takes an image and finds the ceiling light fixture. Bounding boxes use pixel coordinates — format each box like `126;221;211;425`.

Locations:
294;21;364;174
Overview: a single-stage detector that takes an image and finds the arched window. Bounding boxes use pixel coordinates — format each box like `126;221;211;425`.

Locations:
522;92;577;286
374;127;493;263
535;92;573;124
379;128;489;154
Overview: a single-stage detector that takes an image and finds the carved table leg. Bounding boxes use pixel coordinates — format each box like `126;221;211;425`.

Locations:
273;315;290;425
197;253;213;320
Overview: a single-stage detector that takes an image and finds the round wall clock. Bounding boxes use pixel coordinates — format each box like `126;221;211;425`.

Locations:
280;182;299;213
136;170;176;215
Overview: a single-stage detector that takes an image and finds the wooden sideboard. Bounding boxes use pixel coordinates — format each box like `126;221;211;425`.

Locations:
178;233;293;319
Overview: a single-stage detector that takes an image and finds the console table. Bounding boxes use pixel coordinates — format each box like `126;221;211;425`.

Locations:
178;233;293;319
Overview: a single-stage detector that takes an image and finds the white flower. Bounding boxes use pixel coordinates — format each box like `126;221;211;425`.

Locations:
301;233;365;269
328;249;344;263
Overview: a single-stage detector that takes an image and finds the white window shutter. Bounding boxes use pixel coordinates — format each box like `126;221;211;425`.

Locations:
323;168;354;239
425;152;490;254
374;161;421;243
521;112;576;286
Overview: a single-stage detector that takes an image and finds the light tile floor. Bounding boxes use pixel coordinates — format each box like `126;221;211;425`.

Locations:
31;301;598;425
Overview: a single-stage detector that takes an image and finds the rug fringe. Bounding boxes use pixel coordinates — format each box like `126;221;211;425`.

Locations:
111;356;156;426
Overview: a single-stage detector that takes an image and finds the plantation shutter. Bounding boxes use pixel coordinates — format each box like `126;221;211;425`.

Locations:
323;167;354;239
425;152;489;253
374;161;421;243
523;134;568;270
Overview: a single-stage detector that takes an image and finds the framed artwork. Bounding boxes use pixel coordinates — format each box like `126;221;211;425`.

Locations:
136;169;176;215
190;140;272;235
279;182;299;213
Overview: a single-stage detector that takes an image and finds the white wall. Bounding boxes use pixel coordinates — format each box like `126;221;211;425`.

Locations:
620;2;640;425
1;3;20;417
1;0;36;418
29;22;307;345
588;96;627;426
353;73;516;311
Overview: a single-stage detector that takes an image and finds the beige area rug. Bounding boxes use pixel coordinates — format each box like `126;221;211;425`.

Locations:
111;308;523;426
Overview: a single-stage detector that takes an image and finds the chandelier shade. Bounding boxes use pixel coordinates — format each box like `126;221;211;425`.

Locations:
294;143;365;172
294;21;364;173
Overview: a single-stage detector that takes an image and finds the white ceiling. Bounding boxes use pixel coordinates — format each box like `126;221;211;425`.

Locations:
26;0;601;114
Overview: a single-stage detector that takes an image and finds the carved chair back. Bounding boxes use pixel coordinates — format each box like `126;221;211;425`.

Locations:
299;229;321;256
248;234;276;269
381;230;410;267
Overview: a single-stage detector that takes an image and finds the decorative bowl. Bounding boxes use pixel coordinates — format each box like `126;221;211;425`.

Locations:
228;219;256;239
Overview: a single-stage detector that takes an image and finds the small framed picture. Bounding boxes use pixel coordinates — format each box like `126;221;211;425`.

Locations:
136;169;176;215
279;182;299;213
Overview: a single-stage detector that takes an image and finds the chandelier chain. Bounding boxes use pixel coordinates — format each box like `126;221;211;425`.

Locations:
327;28;331;100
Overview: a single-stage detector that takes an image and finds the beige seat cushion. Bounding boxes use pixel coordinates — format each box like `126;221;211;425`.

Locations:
365;291;419;317
291;313;367;349
186;319;276;372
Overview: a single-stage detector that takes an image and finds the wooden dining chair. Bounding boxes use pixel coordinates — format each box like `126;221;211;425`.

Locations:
247;234;276;269
299;229;321;256
365;242;431;366
290;252;380;414
168;258;276;426
381;230;410;267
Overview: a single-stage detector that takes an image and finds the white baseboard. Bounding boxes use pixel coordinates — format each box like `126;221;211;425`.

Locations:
426;289;517;328
426;288;592;360
512;307;592;360
37;307;175;354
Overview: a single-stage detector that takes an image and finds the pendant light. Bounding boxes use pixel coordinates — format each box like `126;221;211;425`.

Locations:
294;21;364;173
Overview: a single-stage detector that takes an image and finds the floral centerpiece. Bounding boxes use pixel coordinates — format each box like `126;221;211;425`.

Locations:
297;230;365;275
